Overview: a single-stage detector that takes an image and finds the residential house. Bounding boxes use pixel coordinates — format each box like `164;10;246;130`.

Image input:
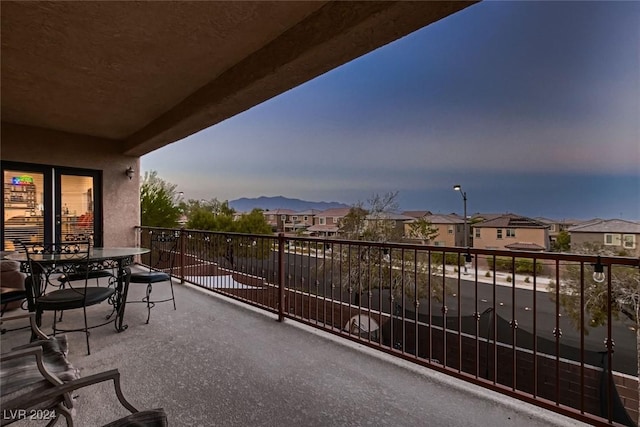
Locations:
472;214;550;251
307;207;351;237
263;209;297;233
404;214;465;247
364;212;414;240
535;217;582;247
568;219;640;256
287;209;320;234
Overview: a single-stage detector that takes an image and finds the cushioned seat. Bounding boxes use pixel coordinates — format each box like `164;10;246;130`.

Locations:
16;240;116;355
36;287;115;311
129;271;170;284
129;232;177;324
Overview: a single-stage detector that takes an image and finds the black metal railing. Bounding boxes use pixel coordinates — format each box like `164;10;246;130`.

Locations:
135;226;639;426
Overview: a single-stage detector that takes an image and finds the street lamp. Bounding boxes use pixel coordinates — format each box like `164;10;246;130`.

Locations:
453;184;468;245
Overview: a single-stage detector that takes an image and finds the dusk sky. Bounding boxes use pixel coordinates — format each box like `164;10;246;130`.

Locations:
142;1;640;221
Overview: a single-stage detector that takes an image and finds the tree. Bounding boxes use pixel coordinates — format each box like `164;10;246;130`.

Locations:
323;191;450;307
407;217;439;244
549;242;639;418
552;230;571;252
140;171;182;227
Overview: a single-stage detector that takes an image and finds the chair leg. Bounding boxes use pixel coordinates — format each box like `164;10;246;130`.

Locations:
52;310;58;336
169;280;176;310
83;306;91;355
145;283;152;324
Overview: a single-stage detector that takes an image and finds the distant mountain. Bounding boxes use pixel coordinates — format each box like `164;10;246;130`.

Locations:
229;196;349;212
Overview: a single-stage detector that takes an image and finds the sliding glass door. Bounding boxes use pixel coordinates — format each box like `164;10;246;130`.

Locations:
1;162;103;250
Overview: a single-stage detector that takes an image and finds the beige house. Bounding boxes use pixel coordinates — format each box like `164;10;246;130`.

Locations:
286;209;320;233
263;209;297;233
404;214;464;247
472;214;550;251
307;208;351;237
568;219;640;256
535;217;583;247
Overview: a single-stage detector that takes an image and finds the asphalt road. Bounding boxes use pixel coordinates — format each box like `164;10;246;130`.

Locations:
224;250;637;375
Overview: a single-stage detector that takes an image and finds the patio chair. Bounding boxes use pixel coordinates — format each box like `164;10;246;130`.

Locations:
128;232;178;324
1;314;167;427
16;240;116;355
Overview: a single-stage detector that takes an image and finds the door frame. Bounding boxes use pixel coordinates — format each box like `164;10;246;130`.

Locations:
1;161;103;247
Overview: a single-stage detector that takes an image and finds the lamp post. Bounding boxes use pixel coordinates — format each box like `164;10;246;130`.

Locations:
453;185;469;272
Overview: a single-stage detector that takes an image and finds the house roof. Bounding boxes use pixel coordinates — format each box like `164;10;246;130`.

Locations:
421;214;464;224
568;219;640;234
316;208;352;217
473;214;548;229
296;209;321;215
401;210;432;219
264;209;297;215
366;213;414;221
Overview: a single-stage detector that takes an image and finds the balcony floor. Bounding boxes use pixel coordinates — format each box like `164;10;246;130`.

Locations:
2;269;589;426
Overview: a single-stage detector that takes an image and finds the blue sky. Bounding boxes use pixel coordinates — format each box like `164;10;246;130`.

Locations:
142;1;640;220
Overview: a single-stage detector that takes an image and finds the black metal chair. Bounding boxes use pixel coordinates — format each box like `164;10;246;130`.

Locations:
16;240;116;355
129;232;178;324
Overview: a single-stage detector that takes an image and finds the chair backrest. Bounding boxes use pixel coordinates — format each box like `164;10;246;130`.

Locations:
14;240;92;302
147;232;178;275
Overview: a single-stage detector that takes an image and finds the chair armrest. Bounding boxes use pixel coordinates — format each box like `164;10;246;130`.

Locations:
0;312;49;340
2;369;139;415
1;346;64;387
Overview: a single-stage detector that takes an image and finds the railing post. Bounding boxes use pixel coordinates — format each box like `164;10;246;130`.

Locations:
180;227;185;284
278;232;285;322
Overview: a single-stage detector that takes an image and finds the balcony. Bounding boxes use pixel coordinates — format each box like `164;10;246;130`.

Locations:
2;227;638;426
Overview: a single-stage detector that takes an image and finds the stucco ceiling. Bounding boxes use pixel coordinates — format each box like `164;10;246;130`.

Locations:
1;1;475;156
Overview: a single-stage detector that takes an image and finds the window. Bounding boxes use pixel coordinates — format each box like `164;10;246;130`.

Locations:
434;241;444;247
303;216;308;221
623;234;636;249
475;228;480;238
506;228;516;238
497;229;503;239
291;216;298;221
319;218;325;225
604;234;621;246
447;225;454;234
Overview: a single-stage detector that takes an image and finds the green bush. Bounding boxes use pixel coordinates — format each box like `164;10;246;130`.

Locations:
431;252;464;266
485;271;491;278
506;275;512;283
486;257;543;275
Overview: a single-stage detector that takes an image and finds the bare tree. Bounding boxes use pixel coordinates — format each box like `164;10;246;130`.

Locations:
549;242;640;418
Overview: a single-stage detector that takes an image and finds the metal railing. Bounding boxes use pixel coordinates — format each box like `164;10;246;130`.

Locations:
135;226;639;426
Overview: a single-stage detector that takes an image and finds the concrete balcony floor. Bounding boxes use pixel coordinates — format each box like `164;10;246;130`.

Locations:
2;269;589;427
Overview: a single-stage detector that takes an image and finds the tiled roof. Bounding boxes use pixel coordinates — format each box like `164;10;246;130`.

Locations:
505;242;546;251
263;209;297;215
366;213;414;221
316;207;352;217
422;214;464;224
474;214;547;229
401;210;432;219
568;219;640;234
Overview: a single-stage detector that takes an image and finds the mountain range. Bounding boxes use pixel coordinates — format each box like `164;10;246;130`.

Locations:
229;196;349;212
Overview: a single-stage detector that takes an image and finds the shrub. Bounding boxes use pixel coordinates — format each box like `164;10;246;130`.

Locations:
485;271;491;278
506;275;512;283
524;277;530;283
487;257;543;275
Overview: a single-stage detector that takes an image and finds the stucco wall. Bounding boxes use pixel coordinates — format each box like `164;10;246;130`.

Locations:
474;227;548;250
1;123;140;247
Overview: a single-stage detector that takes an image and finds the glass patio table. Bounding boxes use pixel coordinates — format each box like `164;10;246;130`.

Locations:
6;247;149;332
